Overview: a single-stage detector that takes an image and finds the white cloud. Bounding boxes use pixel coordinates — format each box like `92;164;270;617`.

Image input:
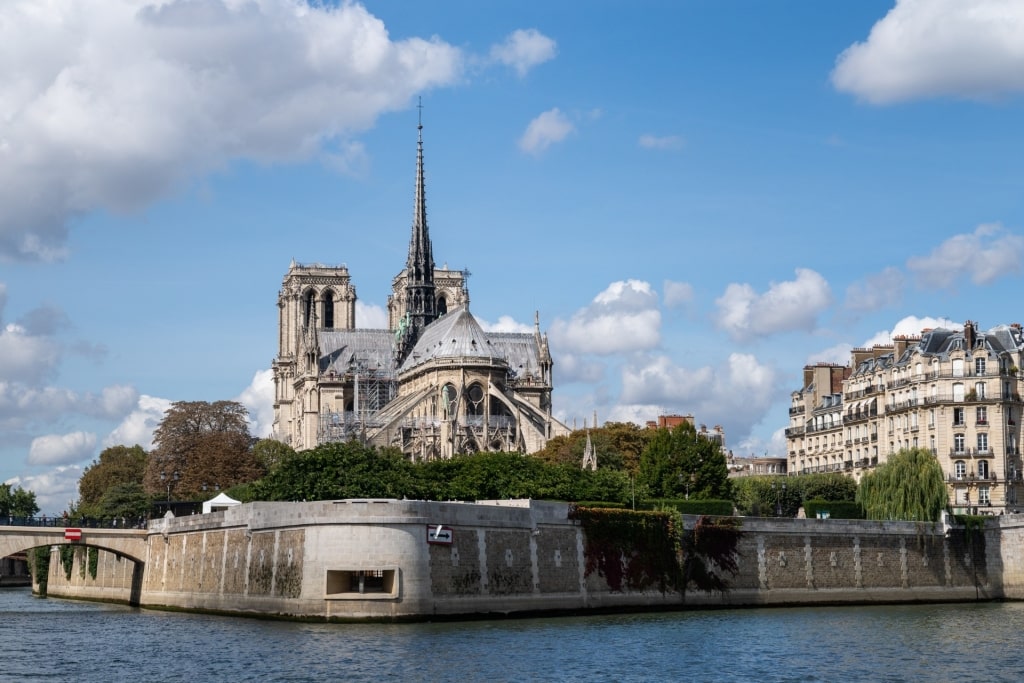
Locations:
844;267;905;312
638;134;684;150
663;280;694;309
618;353;780;442
808;343;853;366
0;323;61;384
553;352;607;385
519;108;574;156
489;29;556;77
103;394;172;450
6;465;82;515
549;280;661;355
236;369;274;438
832;0;1024;104
714;268;832;340
0;383;138;431
907;223;1024;289
860;315;961;348
479;315;532;333
0;0;464;261
28;431;97;466
356;301;388;329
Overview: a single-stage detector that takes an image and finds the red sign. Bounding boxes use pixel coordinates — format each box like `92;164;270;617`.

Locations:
64;528;82;542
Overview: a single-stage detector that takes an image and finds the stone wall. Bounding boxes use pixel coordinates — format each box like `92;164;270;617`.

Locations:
42;500;1024;620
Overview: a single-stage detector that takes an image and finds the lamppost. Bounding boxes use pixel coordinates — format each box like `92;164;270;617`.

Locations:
161;471;179;513
772;481;787;517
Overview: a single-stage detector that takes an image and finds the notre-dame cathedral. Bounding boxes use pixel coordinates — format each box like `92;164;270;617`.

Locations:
271;118;569;459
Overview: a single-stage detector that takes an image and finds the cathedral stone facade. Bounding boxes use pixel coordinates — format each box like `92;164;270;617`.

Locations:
271;121;568;459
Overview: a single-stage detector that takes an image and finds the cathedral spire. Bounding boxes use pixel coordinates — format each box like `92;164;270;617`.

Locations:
398;99;437;362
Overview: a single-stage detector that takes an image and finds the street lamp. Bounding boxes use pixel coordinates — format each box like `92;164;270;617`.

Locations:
772;481;787;517
161;471;179;512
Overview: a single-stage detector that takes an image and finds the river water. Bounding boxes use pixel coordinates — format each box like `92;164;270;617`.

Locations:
1;588;1021;682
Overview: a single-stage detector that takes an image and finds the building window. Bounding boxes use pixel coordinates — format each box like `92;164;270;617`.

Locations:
928;410;935;427
953;383;965;402
950;458;966;481
976;406;987;425
976;357;986;375
977;433;989;454
323;291;334;329
953;407;965;427
979;486;991;506
952;358;964;377
959;487;970;504
978;459;989;479
929;435;935;453
975;382;986;399
954;434;965;454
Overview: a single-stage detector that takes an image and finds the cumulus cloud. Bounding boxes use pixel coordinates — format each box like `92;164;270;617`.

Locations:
549;280;661;355
28;431;97;466
489;28;556;77
0;0;464;261
663;280;694;309
0;323;61;384
103;394;172;450
844;267;905;312
832;0;1024;104
618;352;780;440
479;315;533;333
0;383;137;431
7;465;83;515
907;223;1024;289
519;108;575;155
553;352;607;385
860;315;961;348
356;301;388;329
714;268;832;340
638;134;684;150
236;369;275;438
808;342;853;366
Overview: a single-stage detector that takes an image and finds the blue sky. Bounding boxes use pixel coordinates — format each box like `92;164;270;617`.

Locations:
4;0;1024;513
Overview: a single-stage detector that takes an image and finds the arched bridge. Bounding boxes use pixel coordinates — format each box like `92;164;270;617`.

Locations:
0;524;148;563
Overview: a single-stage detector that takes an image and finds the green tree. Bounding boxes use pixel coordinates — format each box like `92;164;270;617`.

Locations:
0;483;40;518
252;441;415;501
857;447;948;522
253;439;296;472
638;422;731;500
78;445;149;516
144;401;264;500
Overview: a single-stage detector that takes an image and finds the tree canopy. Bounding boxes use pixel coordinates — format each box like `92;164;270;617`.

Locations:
78;444;149;517
250;442;631;504
144;400;264;499
0;483;39;518
856;447;948;522
532;422;652;473
638;422;731;500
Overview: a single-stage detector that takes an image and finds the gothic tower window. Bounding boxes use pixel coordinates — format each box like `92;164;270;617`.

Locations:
304;290;316;327
437;295;448;316
323;290;335;329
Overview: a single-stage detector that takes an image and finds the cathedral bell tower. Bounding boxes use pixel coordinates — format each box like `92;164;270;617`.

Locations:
396;104;438;363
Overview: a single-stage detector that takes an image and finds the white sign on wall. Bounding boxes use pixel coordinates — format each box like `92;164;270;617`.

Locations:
426;524;454;544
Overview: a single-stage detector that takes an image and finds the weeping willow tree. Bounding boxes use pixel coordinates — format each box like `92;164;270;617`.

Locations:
856;447;949;522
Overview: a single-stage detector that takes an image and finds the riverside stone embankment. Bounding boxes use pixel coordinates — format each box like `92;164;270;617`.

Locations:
40;499;1024;620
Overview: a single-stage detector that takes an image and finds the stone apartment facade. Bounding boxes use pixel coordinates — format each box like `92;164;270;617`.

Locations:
787;320;1024;514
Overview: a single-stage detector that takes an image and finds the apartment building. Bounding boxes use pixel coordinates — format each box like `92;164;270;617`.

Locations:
787;321;1024;513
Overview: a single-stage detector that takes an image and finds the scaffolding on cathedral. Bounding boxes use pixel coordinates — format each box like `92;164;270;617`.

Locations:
317;357;398;444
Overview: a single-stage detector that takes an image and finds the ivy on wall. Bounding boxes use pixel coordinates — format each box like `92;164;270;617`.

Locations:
569;506;741;596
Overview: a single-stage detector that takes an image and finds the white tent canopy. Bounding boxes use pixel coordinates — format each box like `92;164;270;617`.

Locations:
202;492;241;514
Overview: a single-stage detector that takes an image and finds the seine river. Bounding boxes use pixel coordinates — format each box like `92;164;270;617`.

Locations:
2;588;1022;682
